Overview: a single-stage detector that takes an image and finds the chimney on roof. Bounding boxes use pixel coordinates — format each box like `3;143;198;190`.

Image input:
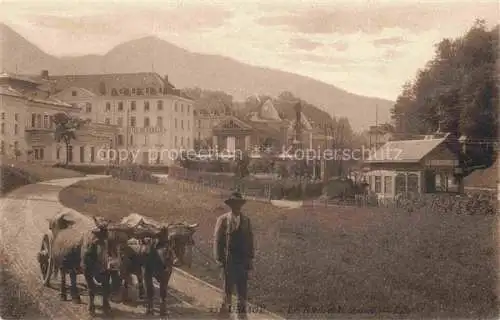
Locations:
40;70;49;80
164;75;169;84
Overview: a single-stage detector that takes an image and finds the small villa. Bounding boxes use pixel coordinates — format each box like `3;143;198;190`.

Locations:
362;133;461;199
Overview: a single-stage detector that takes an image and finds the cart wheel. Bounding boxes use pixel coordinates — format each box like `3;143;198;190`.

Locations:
38;234;53;286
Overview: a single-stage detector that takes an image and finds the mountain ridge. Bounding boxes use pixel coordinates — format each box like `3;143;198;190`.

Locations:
0;23;394;131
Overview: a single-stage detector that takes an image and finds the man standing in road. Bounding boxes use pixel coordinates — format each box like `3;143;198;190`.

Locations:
214;191;254;319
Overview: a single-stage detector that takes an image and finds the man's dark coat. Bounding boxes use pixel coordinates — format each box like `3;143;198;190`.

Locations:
214;212;254;267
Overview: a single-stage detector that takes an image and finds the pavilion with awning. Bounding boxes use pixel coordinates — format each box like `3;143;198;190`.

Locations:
362;133;461;199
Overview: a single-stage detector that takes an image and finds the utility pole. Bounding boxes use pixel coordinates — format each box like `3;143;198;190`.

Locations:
375;104;379;148
322;121;330;183
125;103;130;164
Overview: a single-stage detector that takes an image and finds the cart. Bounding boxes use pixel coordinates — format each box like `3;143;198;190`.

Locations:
37;233;54;286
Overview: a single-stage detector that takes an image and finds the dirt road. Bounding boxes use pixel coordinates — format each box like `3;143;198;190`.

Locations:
0;177;210;319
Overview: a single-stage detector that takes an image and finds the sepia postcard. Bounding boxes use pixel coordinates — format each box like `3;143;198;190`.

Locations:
0;0;498;319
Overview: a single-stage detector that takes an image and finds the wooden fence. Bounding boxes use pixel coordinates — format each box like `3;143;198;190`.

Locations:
168;167;272;202
304;192;496;215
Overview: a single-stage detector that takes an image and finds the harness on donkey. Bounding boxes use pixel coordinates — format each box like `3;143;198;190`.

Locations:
117;213;198;316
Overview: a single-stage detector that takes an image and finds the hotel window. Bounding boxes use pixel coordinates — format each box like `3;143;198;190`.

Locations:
187;105;190;114
198;120;201;128
175;119;178;129
181;104;184;113
157;116;163;128
132;88;136;95
181;136;184;146
144;117;150;127
90;147;95;162
0;141;4;154
43;115;49;128
80;146;85;163
31;114;36;127
174;136;177;147
72;90;77;96
187;120;190;130
1;112;4;120
106;102;111;112
198;132;201;140
174;102;178;112
117;117;123;126
1;123;4;134
384;176;392;194
37;114;42;128
181;120;184;129
118;102;124;111
14;124;18;135
68;145;73;162
85;103;92;113
34;147;44;160
374;176;382;193
144;101;150;112
130;116;136;127
105;118;111;125
49;116;54;128
187;137;190;148
131;101;136;111
117;135;124;146
130;135;134;145
14;113;18;121
56;147;60;160
157;100;163;111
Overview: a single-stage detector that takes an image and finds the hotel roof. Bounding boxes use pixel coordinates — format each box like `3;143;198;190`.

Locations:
365;135;451;163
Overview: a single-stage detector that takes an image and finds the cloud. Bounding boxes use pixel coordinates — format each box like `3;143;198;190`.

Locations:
283;52;354;66
288;38;323;51
382;49;404;60
331;41;349;51
28;15;120;35
257;2;500;34
26;5;233;35
372;36;408;47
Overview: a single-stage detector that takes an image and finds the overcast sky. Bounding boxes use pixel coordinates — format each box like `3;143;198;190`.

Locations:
1;0;498;100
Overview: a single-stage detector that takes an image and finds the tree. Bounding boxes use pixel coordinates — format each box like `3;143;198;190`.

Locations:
391;21;498;168
233;151;250;179
53;113;89;165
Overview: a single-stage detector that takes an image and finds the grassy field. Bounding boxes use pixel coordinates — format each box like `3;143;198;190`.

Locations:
59;177;498;318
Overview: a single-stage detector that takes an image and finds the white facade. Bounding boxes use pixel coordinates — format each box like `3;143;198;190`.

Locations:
364;170;423;200
0;74;117;166
52;87;194;165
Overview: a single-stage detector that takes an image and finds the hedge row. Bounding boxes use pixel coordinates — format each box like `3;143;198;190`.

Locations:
0;166;35;195
169;166;324;200
375;191;497;215
108;165;159;184
53;164;170;175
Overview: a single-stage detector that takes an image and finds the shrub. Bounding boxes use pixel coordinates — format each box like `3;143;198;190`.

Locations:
0;166;34;194
54;164;110;174
304;182;323;198
110;165;158;184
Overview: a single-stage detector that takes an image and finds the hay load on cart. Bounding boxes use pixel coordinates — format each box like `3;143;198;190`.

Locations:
36;211;166;287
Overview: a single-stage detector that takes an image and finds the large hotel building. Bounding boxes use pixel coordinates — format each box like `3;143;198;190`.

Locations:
0;70;194;166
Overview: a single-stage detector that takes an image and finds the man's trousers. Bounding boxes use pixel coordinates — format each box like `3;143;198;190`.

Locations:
221;261;248;314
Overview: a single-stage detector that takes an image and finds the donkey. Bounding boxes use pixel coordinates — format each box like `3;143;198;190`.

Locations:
118;222;198;316
48;213;131;315
144;222;198;316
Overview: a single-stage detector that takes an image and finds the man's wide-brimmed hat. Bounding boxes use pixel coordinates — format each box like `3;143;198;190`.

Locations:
224;192;246;206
